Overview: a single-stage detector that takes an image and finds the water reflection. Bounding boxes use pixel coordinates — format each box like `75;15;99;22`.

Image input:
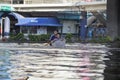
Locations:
104;49;120;80
1;46;120;80
8;49;107;80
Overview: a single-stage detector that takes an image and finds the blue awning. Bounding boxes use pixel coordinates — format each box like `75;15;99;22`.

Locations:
16;17;62;27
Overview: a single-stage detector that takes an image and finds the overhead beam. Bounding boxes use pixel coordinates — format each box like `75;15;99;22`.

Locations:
11;1;106;12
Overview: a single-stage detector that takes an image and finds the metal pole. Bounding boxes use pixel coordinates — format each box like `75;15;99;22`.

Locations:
0;18;5;39
0;18;2;39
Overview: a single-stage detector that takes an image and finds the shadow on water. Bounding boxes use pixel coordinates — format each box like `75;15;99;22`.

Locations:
0;50;11;80
104;49;120;80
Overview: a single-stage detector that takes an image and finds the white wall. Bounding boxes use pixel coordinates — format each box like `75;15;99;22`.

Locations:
37;27;47;34
62;20;78;34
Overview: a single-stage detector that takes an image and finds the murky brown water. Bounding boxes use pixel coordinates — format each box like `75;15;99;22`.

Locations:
0;44;119;80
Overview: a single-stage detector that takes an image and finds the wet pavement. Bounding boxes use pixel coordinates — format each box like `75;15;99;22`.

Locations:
0;43;119;80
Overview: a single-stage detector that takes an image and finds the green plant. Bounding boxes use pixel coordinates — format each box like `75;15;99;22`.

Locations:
40;34;50;41
65;33;73;42
28;34;50;42
114;37;120;41
89;36;112;43
10;33;25;41
9;33;14;37
28;35;39;41
103;36;112;42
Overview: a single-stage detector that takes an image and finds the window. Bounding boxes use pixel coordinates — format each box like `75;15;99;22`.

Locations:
25;0;32;4
13;0;24;4
21;27;28;33
29;27;37;34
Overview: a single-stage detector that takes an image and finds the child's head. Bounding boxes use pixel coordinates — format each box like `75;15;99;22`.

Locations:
54;30;58;35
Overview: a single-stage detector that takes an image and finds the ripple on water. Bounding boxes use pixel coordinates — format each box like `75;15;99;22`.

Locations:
0;50;11;80
1;43;116;80
6;48;108;80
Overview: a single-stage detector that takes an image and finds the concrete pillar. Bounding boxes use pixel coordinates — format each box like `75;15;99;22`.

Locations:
118;0;120;36
80;11;87;40
4;17;10;38
107;0;120;39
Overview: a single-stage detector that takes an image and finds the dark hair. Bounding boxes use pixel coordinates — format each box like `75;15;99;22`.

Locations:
54;30;58;32
57;33;60;35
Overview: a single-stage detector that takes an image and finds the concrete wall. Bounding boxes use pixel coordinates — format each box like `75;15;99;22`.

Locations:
62;20;78;34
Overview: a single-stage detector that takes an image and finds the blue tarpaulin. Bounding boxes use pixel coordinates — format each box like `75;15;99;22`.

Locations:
8;12;24;19
16;17;62;27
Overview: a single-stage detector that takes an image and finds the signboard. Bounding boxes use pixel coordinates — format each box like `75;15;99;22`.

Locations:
0;5;15;11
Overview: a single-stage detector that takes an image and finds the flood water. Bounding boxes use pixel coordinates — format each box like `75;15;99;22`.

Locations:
104;49;120;80
0;45;120;80
0;50;11;80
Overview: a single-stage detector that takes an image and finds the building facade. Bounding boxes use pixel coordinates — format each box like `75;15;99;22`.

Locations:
0;0;106;39
1;0;106;4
